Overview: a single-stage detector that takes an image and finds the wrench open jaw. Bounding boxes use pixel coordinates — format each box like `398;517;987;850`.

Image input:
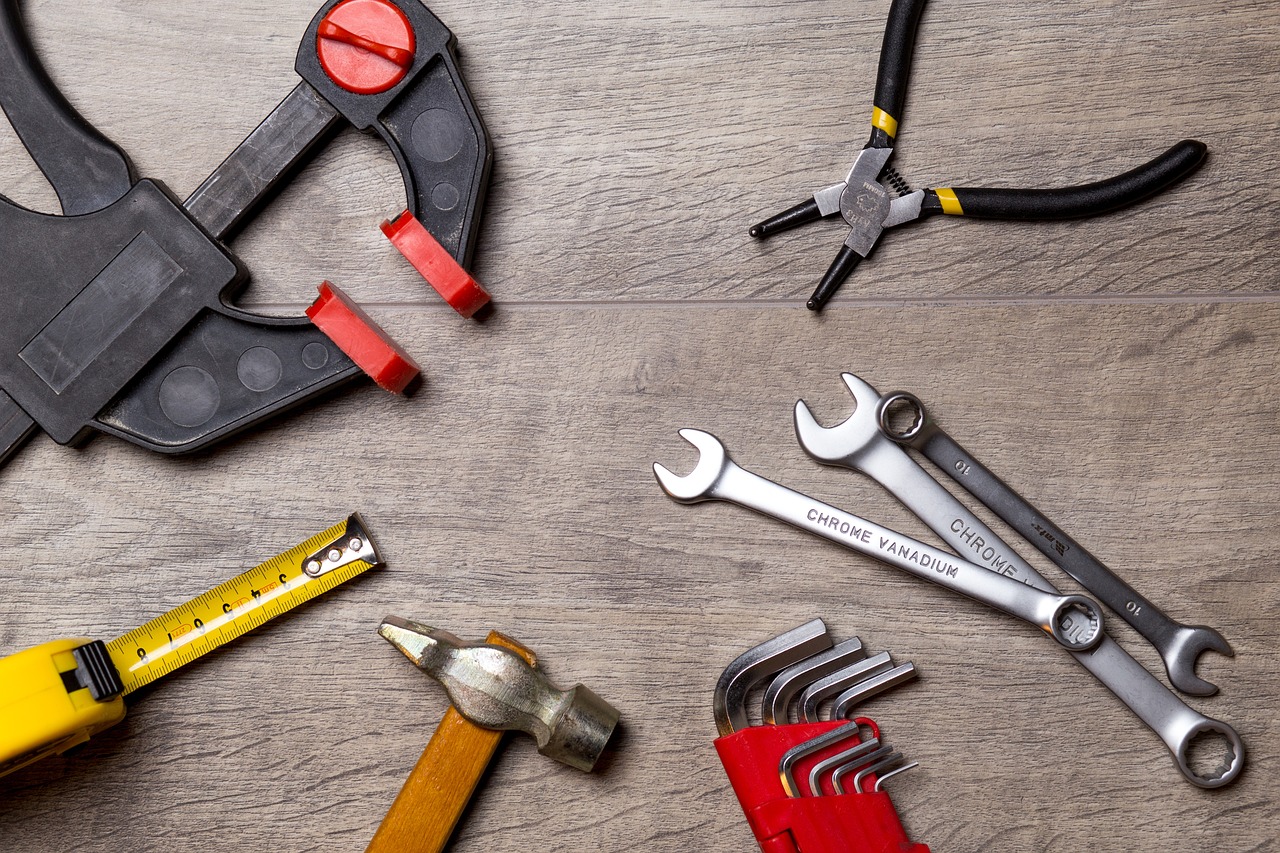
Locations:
794;373;886;466
653;428;729;503
1163;628;1235;698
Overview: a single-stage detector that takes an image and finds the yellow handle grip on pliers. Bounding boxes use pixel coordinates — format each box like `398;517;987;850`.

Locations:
0;638;125;778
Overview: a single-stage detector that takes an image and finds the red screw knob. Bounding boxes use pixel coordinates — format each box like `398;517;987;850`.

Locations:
316;0;416;95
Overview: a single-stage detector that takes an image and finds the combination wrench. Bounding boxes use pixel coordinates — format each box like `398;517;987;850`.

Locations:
654;429;1105;652
873;387;1233;696
792;372;1243;787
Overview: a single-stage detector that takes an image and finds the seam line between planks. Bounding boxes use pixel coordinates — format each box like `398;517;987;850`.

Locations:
242;293;1280;312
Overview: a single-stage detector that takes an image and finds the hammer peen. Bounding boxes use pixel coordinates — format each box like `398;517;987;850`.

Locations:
367;617;619;853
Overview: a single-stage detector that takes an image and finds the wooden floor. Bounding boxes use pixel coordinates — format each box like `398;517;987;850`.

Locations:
2;0;1278;850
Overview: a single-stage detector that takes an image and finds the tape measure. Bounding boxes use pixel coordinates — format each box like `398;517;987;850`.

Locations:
0;514;381;779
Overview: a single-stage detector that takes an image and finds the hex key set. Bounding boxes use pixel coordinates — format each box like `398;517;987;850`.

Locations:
712;619;926;853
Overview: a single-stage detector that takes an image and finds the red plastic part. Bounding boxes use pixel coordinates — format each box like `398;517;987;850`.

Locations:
316;0;416;95
306;281;421;394
715;721;929;853
382;211;491;318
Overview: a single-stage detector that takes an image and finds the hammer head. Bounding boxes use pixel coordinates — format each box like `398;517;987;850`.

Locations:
379;616;619;772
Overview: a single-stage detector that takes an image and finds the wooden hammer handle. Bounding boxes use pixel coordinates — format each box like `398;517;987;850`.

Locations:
366;632;536;853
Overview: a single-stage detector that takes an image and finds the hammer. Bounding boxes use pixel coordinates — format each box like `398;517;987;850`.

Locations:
367;616;619;853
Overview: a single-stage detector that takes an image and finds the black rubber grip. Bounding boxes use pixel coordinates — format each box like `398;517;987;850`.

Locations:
868;0;928;148
95;307;362;455
926;139;1207;219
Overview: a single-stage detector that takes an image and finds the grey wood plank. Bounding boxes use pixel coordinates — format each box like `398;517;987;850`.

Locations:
0;303;1277;851
1;0;1273;309
0;0;1276;851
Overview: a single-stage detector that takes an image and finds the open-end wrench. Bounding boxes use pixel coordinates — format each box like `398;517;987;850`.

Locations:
873;388;1233;697
655;430;1104;653
793;373;1244;787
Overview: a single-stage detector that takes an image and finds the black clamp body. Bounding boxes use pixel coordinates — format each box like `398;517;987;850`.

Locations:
0;0;492;464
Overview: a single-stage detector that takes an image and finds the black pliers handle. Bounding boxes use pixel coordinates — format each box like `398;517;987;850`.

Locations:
919;141;1207;218
750;0;1209;310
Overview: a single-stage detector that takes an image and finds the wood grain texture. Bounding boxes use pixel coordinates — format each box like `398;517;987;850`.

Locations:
0;0;1277;851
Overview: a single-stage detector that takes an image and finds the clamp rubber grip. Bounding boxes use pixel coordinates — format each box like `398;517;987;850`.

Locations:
306;280;421;393
381;211;490;317
868;0;928;148
0;0;134;214
923;139;1208;219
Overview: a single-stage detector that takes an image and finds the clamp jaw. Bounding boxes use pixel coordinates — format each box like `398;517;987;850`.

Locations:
0;0;491;466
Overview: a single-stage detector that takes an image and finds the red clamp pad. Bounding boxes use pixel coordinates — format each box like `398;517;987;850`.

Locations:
306;281;421;394
715;721;929;853
382;211;491;318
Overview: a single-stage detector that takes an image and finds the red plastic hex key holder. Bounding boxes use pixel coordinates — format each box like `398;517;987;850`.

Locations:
382;211;491;318
306;281;421;393
715;720;929;853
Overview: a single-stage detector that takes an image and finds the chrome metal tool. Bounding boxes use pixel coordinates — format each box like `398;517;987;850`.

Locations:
873;387;1233;696
379;617;619;771
713;622;927;851
763;638;868;726
799;653;901;723
804;734;888;797
717;620;918;732
714;618;834;736
654;430;1105;652
792;372;1244;787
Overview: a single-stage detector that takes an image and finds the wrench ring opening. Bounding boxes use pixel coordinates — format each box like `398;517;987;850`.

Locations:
1176;720;1245;789
876;392;926;442
1049;595;1104;651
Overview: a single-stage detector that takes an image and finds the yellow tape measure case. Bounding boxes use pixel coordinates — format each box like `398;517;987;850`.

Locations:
0;638;125;776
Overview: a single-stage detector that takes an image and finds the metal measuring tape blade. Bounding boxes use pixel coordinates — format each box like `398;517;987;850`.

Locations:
0;513;381;779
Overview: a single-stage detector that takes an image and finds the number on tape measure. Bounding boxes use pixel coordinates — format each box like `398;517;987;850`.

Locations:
106;514;379;694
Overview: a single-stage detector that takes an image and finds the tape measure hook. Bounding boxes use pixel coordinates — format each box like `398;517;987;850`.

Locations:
303;513;381;577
